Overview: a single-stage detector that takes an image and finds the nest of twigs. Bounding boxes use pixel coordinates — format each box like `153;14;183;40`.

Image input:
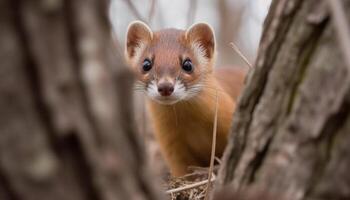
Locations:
164;166;219;200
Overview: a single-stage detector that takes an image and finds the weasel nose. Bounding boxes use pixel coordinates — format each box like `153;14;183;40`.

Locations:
158;83;174;96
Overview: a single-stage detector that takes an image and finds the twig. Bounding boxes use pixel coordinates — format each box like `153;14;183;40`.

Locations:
326;0;350;71
166;175;216;194
214;157;222;165
204;89;219;200
230;42;253;69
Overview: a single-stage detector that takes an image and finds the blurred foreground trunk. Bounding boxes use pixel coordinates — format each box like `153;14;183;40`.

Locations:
0;0;160;200
218;0;350;199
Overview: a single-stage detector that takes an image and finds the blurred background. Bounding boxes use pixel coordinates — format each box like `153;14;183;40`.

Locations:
108;0;272;176
109;0;271;66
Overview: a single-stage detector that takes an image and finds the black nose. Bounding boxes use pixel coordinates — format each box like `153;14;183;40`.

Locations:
158;83;174;96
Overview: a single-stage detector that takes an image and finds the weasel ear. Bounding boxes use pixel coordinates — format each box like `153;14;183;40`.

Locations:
186;23;215;60
125;21;153;61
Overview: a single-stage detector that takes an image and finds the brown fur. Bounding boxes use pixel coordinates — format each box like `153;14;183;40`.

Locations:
215;67;246;100
125;21;246;176
148;77;236;176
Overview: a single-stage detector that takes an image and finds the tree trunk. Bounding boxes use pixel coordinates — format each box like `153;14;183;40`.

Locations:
217;0;350;199
0;0;161;200
217;0;245;66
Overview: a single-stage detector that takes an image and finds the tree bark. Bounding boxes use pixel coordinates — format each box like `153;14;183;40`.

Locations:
218;0;350;199
0;0;161;200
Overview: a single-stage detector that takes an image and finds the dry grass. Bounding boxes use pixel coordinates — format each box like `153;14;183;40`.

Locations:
230;42;253;69
204;89;219;200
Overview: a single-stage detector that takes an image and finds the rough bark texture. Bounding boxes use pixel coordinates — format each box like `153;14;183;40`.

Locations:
218;0;350;199
0;0;161;200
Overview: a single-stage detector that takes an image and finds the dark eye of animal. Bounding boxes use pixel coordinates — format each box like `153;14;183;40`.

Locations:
142;59;152;72
182;59;193;73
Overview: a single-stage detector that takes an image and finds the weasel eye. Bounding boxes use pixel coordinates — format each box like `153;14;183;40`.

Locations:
142;59;152;72
182;59;193;73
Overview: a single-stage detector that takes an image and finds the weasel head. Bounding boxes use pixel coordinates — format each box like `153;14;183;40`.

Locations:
125;21;216;105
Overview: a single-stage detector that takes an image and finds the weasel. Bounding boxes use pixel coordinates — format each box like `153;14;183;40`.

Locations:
125;21;246;176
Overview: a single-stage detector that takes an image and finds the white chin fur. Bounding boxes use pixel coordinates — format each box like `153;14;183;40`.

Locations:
146;80;201;105
152;98;180;105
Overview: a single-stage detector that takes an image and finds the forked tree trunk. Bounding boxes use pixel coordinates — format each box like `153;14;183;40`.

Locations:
218;0;350;199
0;0;161;200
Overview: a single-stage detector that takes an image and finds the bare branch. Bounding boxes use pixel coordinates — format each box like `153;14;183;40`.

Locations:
123;0;147;22
148;0;157;24
187;0;198;27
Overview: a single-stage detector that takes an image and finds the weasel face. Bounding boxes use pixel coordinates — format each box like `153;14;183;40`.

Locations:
125;21;215;105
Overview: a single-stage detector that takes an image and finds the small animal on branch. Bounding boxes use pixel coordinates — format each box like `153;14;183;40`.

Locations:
125;21;246;176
